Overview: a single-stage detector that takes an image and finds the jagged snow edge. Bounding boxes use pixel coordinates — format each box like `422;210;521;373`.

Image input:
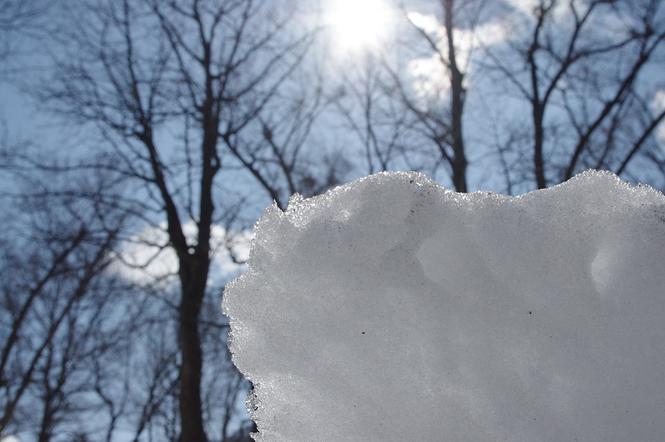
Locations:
221;169;665;437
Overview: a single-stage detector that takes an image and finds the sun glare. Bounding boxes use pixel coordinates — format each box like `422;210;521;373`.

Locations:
326;0;394;53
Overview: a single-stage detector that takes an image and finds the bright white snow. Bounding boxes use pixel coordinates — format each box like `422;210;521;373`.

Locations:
223;171;665;442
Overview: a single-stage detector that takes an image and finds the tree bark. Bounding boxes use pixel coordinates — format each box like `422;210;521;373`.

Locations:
178;257;208;442
532;105;546;189
443;0;468;193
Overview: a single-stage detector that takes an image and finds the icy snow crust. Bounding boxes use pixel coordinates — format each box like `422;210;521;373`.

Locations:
224;171;665;442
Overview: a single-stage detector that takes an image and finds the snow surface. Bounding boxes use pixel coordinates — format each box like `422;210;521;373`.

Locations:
223;171;665;442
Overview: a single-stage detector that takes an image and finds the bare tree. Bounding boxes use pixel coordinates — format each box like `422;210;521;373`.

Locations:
41;0;318;439
0;0;48;62
225;64;346;208
332;56;412;175
0;162;131;440
440;0;469;192
486;0;665;188
383;0;491;191
2;0;665;440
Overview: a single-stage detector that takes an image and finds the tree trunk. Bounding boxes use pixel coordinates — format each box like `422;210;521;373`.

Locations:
444;0;468;193
533;105;546;189
178;258;208;442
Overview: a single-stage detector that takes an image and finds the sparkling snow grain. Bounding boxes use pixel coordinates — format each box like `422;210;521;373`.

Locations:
224;171;665;442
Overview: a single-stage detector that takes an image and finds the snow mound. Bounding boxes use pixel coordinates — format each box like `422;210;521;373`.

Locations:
223;171;665;442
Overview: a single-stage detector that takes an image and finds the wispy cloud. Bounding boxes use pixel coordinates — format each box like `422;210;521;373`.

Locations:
112;222;252;287
652;90;665;142
405;12;508;100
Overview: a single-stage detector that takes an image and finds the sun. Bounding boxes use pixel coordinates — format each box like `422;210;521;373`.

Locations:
326;0;395;53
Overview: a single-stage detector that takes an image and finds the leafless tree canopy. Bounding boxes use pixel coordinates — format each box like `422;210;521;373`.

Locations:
1;0;664;440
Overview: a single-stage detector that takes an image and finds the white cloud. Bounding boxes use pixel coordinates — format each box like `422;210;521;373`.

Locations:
652;90;665;113
406;11;443;37
504;0;568;19
652;90;665;143
503;0;538;14
112;221;252;287
405;12;508;100
408;54;450;100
